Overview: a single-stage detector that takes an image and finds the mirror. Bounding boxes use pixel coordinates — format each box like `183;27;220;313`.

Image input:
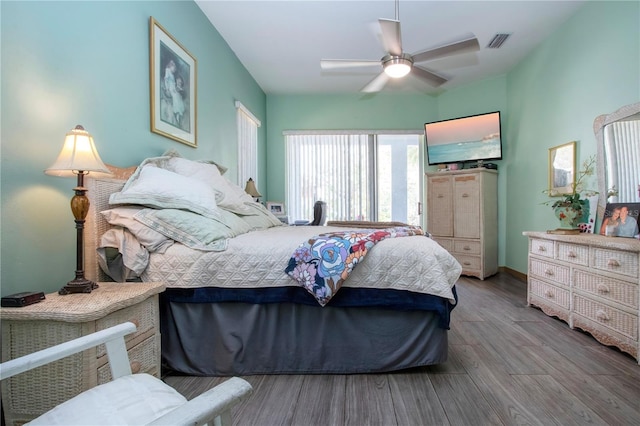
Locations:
548;141;576;196
594;102;640;219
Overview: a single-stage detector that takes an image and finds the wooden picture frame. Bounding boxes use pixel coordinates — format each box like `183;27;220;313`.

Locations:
267;202;285;215
548;141;576;196
149;17;197;147
599;202;640;238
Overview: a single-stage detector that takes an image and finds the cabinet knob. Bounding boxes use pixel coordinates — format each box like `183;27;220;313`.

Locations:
607;259;620;268
544;269;554;276
544;290;554;298
463;246;471;251
568;251;577;258
437;194;444;199
461;193;469;198
463;261;471;266
595;309;609;322
538;246;546;252
596;283;610;293
130;361;142;374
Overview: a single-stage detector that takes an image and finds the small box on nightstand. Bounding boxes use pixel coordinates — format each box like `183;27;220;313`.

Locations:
1;291;45;307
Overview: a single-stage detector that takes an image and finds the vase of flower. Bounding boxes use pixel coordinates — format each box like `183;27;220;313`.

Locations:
553;199;589;229
543;155;597;232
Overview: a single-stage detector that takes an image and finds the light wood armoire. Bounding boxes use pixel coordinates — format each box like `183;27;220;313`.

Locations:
426;168;498;280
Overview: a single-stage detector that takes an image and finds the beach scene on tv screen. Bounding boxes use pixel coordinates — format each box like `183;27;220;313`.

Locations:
427;112;501;164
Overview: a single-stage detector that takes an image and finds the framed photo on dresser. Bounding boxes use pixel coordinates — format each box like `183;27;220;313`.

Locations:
599;202;640;238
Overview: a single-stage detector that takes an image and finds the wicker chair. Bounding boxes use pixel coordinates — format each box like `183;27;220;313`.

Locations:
0;322;252;425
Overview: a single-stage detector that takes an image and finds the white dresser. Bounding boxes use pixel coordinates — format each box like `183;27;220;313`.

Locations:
523;231;640;362
426;169;498;280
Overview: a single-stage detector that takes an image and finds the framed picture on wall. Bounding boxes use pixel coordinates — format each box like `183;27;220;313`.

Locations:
599;202;640;238
149;17;197;147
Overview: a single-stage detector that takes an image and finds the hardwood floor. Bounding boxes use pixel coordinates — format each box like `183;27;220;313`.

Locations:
164;273;640;425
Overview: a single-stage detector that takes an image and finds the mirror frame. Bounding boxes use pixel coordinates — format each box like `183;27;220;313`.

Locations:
548;141;576;196
594;102;640;219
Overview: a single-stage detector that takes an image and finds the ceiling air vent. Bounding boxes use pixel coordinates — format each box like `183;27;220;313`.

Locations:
487;33;511;49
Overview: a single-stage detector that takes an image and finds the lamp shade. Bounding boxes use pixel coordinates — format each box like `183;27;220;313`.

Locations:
244;178;262;198
45;125;111;177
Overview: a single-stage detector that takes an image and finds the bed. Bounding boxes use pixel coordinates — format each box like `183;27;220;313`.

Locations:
84;153;462;376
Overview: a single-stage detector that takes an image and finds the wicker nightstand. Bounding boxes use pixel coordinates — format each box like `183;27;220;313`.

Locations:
0;282;165;426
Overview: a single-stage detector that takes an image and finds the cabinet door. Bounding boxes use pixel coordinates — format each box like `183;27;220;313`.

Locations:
427;175;453;236
453;174;480;238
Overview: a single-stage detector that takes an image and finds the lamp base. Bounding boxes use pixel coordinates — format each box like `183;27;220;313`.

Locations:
58;278;99;295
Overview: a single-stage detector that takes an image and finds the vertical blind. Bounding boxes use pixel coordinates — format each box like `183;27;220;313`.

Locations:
605;120;640;201
236;101;261;187
285;133;372;222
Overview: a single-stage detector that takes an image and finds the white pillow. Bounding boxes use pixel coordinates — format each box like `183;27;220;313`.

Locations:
109;165;219;218
165;157;256;214
101;207;173;253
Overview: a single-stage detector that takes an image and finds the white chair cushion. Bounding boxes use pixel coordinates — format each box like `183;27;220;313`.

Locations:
28;374;186;425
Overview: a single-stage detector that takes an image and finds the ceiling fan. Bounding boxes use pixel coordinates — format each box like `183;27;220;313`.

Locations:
320;0;480;93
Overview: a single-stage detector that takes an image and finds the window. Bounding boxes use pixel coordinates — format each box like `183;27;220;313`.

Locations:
236;101;261;186
285;131;422;225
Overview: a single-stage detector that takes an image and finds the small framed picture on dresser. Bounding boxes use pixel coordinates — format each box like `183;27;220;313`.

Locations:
600;202;640;238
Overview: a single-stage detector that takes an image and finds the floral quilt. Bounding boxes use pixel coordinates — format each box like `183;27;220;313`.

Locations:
285;226;424;306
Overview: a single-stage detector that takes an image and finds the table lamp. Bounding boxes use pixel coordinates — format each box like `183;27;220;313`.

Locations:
244;178;262;202
45;125;112;295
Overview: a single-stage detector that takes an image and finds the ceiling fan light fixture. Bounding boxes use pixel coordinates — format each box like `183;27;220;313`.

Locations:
383;55;413;78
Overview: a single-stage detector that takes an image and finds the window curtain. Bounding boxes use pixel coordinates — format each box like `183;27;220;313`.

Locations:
285;133;371;222
236;101;261;187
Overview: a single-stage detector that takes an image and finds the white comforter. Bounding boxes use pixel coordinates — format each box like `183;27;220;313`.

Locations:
141;225;461;303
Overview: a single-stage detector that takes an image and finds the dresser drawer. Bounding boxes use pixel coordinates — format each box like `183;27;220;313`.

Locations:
455;254;481;271
529;258;570;286
573;294;638;340
529;277;570;310
97;334;160;383
557;242;589;266
592;248;639;278
530;238;554;259
433;237;453;252
573;269;638;310
454;239;481;255
95;296;158;358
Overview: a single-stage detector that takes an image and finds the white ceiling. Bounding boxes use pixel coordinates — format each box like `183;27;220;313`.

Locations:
195;1;586;95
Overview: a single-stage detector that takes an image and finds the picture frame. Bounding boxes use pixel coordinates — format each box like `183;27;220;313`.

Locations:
149;17;197;147
266;202;285;216
548;141;576;196
599;202;640;238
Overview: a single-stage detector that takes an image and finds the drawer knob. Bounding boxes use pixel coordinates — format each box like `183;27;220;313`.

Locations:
596;310;609;322
437;194;444;198
130;319;140;328
461;193;469;198
463;261;471;266
544;290;554;298
538;246;546;252
463;246;471;251
568;251;577;258
596;283;610;293
130;361;142;374
544;269;554;276
607;259;620;268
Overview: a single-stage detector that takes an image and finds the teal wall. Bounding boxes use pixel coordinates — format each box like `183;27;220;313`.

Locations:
1;1;266;296
1;1;637;297
265;0;639;276
504;0;639;274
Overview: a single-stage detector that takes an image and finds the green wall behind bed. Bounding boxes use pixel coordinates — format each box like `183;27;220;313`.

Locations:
0;0;267;296
1;1;638;297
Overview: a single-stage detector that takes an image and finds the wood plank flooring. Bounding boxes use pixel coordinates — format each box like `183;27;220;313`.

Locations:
164;273;640;425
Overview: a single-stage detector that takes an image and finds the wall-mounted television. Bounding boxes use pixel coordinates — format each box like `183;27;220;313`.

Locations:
424;111;502;166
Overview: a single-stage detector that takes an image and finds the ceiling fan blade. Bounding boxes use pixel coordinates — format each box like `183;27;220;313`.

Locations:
412;66;448;87
412;34;480;63
361;72;390;93
320;59;381;70
379;18;402;56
